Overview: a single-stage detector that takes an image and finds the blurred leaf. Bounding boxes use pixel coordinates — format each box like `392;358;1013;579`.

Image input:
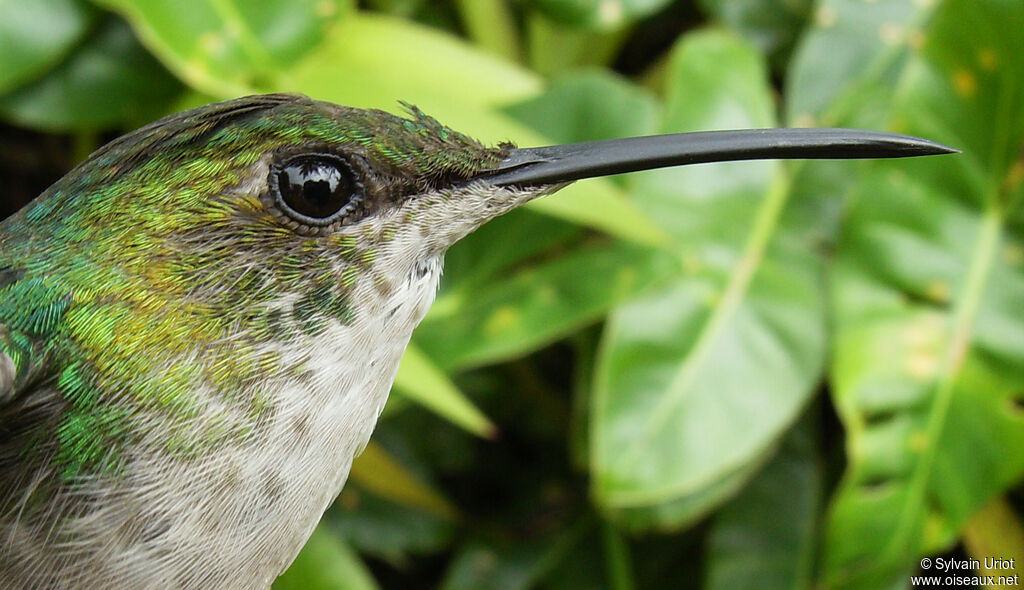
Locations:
0;17;181;131
289;12;539;112
350;440;459;520
441;518;593;590
503;69;659;148
525;12;626;76
394;343;496;437
330;483;455;565
442;543;540;590
699;0;810;70
823;1;1024;587
530;0;672;31
785;0;938;127
453;0;520;61
95;0;349;96
962;497;1024;583
539;530;614;590
569;327;600;470
0;0;98;93
441;208;582;294
416;240;676;371
365;0;426;17
598;446;774;532
782;0;939;267
704;416;821;590
592;31;824;530
525;176;671;249
274;524;379;590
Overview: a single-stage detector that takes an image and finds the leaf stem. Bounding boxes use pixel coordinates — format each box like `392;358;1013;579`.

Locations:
602;522;637;590
885;199;1004;562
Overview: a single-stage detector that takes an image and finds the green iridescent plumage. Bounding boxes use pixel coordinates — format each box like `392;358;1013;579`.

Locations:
0;94;506;481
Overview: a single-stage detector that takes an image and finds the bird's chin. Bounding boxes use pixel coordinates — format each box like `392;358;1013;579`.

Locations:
412;180;567;257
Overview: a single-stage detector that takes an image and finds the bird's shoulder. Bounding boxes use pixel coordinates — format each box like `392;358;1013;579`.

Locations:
0;264;71;407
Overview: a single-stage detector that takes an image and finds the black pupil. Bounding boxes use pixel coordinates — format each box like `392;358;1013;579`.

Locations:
278;157;354;220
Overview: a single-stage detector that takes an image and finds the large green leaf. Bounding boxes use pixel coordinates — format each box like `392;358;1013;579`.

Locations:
503;69;659;155
698;0;810;70
440;208;581;294
417;240;676;372
452;0;520;61
823;1;1024;587
0;0;97;93
703;416;821;590
785;0;938;127
289;12;538;113
591;30;825;529
95;0;349;96
274;525;379;590
0;17;181;131
524;12;626;77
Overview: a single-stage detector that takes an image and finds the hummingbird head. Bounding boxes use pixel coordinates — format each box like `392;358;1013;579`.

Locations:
0;94;567;479
22;93;536;269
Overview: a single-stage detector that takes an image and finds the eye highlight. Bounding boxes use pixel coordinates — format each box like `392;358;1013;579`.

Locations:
270;154;363;230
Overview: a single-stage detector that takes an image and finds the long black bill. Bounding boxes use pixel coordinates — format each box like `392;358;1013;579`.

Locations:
480;128;957;186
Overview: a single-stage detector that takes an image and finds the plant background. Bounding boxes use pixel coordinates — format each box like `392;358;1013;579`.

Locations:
1;0;1022;588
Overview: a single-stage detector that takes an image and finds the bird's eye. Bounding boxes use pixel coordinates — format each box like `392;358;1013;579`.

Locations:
271;154;362;227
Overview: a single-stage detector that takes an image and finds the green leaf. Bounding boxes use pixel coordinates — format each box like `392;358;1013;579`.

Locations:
539;530;614;590
503;69;659;149
698;0;811;70
704;416;821;590
530;0;673;31
441;208;582;294
785;0;938;127
962;497;1024;581
596;442;775;532
591;30;824;529
452;0;521;61
289;12;539;112
349;440;459;520
417;241;676;371
393;343;496;438
95;0;349;96
273;524;379;590
823;1;1024;587
0;0;98;93
524;13;627;76
329;482;455;565
0;17;182;131
440;518;594;590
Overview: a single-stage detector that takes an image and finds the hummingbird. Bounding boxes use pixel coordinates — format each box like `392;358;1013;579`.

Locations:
0;93;953;589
